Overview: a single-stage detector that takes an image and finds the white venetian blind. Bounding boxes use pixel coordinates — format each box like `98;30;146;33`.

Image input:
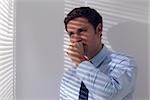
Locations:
0;0;16;100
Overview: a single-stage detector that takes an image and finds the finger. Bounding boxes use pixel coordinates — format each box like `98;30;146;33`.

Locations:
67;46;83;58
69;44;84;56
67;42;85;56
68;45;78;53
67;51;84;62
67;48;79;56
69;42;77;47
69;55;81;63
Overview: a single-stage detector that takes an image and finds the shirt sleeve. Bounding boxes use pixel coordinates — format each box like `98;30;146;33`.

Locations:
76;58;137;100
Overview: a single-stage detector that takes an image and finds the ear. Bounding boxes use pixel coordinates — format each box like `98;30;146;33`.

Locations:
96;23;103;35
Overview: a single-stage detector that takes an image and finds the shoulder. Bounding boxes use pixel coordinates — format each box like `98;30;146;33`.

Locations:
107;51;137;72
109;51;135;65
107;51;137;78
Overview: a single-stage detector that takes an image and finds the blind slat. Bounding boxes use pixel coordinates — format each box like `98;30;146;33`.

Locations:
0;0;15;99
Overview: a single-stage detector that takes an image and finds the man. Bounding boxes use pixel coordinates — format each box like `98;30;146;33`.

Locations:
60;7;137;100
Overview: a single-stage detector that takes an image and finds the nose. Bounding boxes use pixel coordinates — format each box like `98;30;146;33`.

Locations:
70;33;82;43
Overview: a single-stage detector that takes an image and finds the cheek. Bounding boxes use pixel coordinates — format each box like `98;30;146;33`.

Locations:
81;35;91;45
81;31;95;44
88;35;98;47
85;37;95;49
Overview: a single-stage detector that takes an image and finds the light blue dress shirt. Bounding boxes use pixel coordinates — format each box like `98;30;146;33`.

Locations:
60;45;137;100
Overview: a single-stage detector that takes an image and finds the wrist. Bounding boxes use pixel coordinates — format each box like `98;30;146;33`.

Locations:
75;56;88;66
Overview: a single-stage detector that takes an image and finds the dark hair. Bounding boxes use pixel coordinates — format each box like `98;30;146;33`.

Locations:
64;7;103;32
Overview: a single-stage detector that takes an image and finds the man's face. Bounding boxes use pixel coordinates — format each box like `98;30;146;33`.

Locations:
66;17;102;59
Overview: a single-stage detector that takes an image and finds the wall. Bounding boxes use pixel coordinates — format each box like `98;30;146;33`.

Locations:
16;0;64;100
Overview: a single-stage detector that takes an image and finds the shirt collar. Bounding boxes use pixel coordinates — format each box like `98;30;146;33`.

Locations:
90;45;110;67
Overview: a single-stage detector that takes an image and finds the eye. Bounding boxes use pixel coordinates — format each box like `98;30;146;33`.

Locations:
68;32;74;36
78;28;86;33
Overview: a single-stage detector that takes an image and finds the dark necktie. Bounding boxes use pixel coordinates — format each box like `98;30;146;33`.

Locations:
79;81;89;100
